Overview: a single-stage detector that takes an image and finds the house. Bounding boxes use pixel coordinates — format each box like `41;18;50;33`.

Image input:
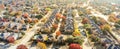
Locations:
107;44;120;49
116;15;120;19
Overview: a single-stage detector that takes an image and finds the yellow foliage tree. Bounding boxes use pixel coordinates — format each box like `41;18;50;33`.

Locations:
101;24;111;32
72;29;81;37
79;11;84;16
16;11;22;15
86;9;91;14
10;11;16;16
108;13;118;22
36;42;47;49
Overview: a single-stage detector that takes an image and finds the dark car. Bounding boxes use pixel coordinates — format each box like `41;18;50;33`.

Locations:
64;25;74;34
20;25;27;30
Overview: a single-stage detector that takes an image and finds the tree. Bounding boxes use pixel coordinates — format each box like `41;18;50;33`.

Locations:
100;24;111;32
66;36;84;45
45;8;51;11
52;24;58;29
86;28;93;34
92;16;98;23
108;13;118;22
16;11;22;15
36;42;47;49
0;4;5;12
82;18;89;24
20;20;25;24
56;31;61;37
55;13;62;20
23;12;29;18
98;17;107;25
114;24;120;28
7;36;15;43
115;20;120;28
86;9;91;14
73;36;84;45
35;14;43;19
66;37;74;44
41;18;47;22
72;9;77;16
116;20;120;25
32;5;39;14
10;11;16;16
83;24;91;29
3;15;9;19
17;44;28;49
27;17;32;23
61;15;66;20
89;34;100;42
69;43;82;49
72;29;81;37
78;11;84;16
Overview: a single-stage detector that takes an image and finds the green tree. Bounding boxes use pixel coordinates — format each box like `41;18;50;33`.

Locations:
117;20;120;25
89;35;100;42
35;14;43;19
83;24;91;29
